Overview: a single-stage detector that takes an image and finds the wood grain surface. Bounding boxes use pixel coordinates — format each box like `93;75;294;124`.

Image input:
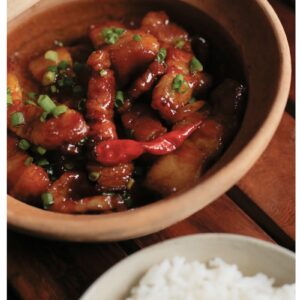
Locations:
7;1;295;299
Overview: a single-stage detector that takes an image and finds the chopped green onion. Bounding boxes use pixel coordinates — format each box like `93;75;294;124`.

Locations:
102;27;125;45
47;65;58;73
190;56;203;73
11;112;25;126
50;85;57;93
127;178;135;190
27;92;36;99
37;159;49;166
37;95;56;113
18;139;31;151
172;74;189;94
157;48;167;63
175;39;185;49
53;40;64;47
133;34;142;42
7;88;12;105
25;99;37;106
99;69;107;77
115;90;124;108
40;111;49;122
42;71;56;86
24;156;33;166
44;50;58;63
41;192;54;209
52;105;68;117
36;146;47;155
88;171;100;182
58;60;69;70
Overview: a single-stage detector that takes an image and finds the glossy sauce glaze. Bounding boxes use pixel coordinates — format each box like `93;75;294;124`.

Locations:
7;8;246;214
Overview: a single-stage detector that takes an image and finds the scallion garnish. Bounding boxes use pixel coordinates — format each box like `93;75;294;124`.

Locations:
99;69;107;77
37;159;49;166
41;192;54;209
11;112;25;126
58;60;69;70
115;90;124;108
133;34;142;42
47;65;58;73
50;85;57;93
190;56;203;73
40;111;49;122
52;105;68;117
37;95;56;113
7;88;12;105
172;74;189;94
18;139;30;151
44;50;58;63
24;156;33;166
175;39;185;49
157;48;167;63
25;99;37;106
102;27;125;45
42;71;56;86
36;146;47;155
88;171;100;182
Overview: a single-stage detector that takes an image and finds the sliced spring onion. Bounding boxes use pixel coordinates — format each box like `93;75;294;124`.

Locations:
175;39;185;49
50;85;57;93
157;48;167;63
115;90;124;108
25;99;37;106
99;69;108;77
18;139;31;151
24;156;33;166
47;65;58;73
41;192;54;209
27;92;36;99
7;88;12;105
44;50;58;63
58;60;69;70
42;71;56;86
40;111;49;122
133;34;142;42
102;27;125;45
11;112;25;126
37;159;49;166
52;105;68;117
37;95;56;113
172;74;189;94
88;171;100;182
36;146;47;155
190;56;203;73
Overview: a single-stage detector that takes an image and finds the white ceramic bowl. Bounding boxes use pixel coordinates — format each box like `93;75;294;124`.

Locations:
80;234;295;300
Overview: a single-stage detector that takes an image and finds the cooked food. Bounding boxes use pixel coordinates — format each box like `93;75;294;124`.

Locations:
7;11;246;213
126;257;295;300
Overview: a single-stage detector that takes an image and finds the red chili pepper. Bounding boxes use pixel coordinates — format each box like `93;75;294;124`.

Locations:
95;120;203;166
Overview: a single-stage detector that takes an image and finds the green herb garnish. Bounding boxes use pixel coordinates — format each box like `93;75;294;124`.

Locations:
115;90;124;108
190;56;203;73
172;74;189;94
41;192;54;209
133;34;142;42
99;69;107;77
37;95;56;113
88;171;100;182
24;156;33;166
102;27;125;45
11;112;25;126
52;105;68;117
18;139;30;151
44;50;58;63
7;88;12;105
175;39;185;49
36;146;47;155
157;48;167;63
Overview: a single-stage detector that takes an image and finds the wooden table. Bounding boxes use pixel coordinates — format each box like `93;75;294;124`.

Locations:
7;1;295;299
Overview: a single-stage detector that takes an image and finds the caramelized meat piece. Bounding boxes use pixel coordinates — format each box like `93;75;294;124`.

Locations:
47;172;125;213
122;103;167;141
7;136;50;203
29;47;73;84
145;117;224;196
108;30;160;86
86;50;133;190
89;21;126;49
7;73;89;149
141;11;191;50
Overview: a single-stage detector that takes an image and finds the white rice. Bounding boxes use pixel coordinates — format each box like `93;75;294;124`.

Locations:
125;257;295;300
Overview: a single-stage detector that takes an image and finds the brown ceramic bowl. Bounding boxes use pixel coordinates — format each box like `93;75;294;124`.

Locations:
7;0;291;241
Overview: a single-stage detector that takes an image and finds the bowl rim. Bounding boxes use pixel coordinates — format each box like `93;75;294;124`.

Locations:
80;233;295;300
7;0;292;241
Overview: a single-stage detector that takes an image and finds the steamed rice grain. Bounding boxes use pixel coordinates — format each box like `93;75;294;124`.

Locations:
125;257;295;300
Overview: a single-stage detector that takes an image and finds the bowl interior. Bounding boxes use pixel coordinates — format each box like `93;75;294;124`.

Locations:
80;234;295;300
7;0;290;241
